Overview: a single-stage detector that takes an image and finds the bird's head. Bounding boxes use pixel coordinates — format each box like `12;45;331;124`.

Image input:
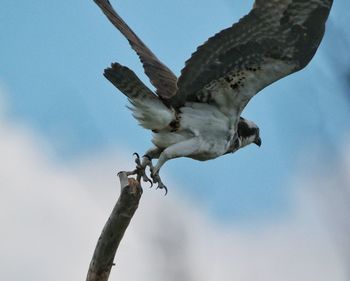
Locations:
237;117;262;148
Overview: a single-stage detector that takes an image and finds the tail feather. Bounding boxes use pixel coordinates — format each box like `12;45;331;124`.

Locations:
104;62;175;131
104;62;155;99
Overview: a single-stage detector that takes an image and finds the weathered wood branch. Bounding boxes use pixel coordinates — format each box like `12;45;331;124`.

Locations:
86;172;142;281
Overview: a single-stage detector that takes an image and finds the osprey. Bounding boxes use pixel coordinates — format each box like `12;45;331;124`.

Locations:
95;0;333;193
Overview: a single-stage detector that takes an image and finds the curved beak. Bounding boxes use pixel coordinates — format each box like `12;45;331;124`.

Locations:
254;136;262;147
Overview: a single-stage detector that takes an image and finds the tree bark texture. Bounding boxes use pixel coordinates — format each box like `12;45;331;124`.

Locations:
86;172;142;281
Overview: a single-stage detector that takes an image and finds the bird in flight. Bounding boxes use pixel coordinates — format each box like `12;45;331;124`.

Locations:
95;0;333;193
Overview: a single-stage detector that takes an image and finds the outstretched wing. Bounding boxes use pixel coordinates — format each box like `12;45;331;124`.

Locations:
94;0;178;99
171;0;333;114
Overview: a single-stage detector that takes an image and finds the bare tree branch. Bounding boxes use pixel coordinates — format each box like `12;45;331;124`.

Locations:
86;172;142;281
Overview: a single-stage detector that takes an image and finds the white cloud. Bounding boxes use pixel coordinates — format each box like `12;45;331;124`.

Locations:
0;90;349;281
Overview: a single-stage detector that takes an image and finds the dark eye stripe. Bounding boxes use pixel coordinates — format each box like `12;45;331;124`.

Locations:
237;121;257;137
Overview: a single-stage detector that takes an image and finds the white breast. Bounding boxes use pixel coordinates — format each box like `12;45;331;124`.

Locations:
152;102;238;160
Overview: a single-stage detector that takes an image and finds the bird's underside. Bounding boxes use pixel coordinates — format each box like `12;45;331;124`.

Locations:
95;0;333;192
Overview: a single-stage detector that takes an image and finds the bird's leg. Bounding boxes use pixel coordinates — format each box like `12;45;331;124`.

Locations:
151;138;200;193
125;147;162;186
141;147;162;169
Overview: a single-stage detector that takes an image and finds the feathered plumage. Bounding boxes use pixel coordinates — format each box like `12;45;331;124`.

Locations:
96;0;333;191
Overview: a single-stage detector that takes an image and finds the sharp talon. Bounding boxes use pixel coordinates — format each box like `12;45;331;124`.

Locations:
133;152;142;166
147;179;153;188
155;183;168;195
151;171;168;194
124;152;158;191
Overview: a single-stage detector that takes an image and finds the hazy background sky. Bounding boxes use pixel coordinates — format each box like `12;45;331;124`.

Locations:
1;0;349;280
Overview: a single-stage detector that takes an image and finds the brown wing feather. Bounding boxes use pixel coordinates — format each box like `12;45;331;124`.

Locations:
171;0;333;111
94;0;178;99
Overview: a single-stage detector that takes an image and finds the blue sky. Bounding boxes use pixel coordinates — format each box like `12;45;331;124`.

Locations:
1;0;349;221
